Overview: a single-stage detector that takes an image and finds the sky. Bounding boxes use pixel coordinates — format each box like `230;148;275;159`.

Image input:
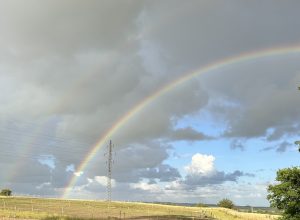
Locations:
0;0;300;207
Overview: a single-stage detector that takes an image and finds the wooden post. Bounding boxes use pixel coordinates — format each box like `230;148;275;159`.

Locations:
2;199;5;209
31;199;33;212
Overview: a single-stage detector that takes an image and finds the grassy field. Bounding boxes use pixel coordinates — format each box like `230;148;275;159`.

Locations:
0;196;280;220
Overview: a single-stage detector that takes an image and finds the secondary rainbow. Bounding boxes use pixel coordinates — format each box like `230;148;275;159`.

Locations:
62;44;300;198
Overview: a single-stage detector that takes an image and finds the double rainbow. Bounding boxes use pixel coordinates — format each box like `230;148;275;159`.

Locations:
62;44;300;198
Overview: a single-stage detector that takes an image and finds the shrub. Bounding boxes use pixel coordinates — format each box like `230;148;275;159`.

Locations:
217;198;234;209
0;189;12;196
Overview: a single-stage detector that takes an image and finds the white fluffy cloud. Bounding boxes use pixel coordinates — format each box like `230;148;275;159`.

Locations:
180;153;253;188
185;153;215;176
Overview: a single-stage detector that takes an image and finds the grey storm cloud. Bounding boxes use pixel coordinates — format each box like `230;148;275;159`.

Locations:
195;54;300;143
0;0;143;56
167;127;211;142
140;0;300;71
0;0;299;198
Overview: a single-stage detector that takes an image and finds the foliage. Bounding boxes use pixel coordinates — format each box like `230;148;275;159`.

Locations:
0;188;12;196
267;167;300;220
217;198;234;209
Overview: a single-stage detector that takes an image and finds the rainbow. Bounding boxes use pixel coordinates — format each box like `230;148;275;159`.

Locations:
62;44;300;198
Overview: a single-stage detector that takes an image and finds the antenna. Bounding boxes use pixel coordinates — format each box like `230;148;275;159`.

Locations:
106;140;114;202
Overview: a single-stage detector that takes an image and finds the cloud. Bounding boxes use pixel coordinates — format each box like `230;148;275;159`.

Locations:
262;141;294;153
138;164;181;182
179;153;254;188
140;0;300;143
0;0;143;56
167;127;211;141
184;153;215;175
130;182;161;193
230;139;245;151
67;142;181;186
276;141;293;152
202;60;300;142
184;170;249;188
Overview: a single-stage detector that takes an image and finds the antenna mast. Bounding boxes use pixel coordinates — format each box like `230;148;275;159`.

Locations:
106;140;113;202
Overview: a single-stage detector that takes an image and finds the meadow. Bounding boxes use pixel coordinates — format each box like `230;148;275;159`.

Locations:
0;196;280;220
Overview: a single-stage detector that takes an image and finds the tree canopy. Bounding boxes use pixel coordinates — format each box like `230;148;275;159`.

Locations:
0;189;12;196
268;167;300;220
217;198;234;209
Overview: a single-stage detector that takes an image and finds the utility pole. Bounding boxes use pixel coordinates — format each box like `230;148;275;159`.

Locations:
106;140;114;202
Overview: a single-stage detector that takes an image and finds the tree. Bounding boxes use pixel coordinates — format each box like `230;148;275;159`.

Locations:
217;198;234;209
267;167;300;220
0;189;12;196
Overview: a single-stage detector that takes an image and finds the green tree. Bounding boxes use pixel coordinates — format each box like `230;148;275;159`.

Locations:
217;198;234;209
267;167;300;220
0;189;12;196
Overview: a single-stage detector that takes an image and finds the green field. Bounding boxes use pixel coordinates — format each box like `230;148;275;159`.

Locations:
0;196;280;220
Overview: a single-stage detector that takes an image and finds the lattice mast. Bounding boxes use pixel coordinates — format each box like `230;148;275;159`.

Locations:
106;140;113;202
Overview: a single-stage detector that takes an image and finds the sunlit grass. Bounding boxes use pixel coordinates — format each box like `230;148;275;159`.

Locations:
0;196;280;219
204;207;280;220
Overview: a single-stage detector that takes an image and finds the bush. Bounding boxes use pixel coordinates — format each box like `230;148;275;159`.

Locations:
0;189;12;196
217;198;234;209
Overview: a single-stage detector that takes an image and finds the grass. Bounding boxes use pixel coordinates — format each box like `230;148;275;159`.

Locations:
203;208;280;220
0;196;280;220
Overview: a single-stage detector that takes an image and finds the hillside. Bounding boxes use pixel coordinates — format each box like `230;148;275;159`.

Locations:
0;196;280;220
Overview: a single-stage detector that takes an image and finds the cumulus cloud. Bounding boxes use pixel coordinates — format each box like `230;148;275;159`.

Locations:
179;153;254;189
185;154;215;175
